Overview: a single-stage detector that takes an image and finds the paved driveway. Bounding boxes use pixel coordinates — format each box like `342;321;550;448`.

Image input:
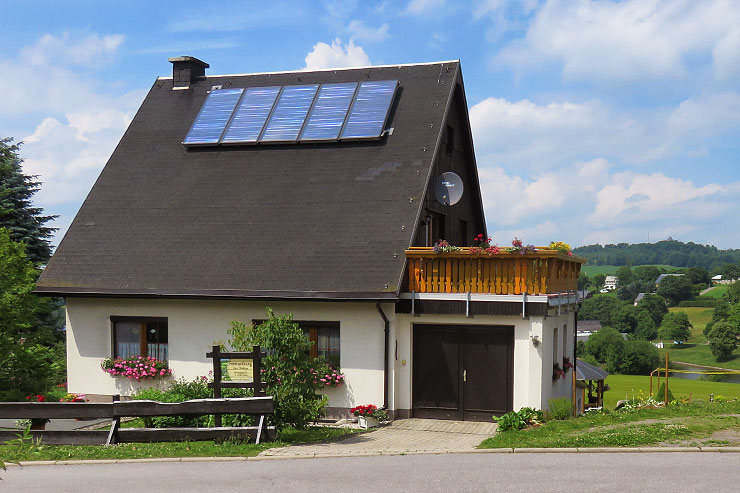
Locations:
260;419;497;457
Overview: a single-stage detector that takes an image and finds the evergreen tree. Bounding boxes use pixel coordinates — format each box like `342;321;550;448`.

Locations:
0;137;57;264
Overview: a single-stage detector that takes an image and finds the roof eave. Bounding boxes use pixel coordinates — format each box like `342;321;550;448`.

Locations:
32;286;399;302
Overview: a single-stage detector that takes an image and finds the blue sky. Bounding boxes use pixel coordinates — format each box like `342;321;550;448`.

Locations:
2;0;740;249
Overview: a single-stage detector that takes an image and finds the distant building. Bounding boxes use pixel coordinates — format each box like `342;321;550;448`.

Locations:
634;292;646;306
577;320;603;342
712;274;733;285
604;276;618;290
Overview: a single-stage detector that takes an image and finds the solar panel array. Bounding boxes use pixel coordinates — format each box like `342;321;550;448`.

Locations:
183;80;398;146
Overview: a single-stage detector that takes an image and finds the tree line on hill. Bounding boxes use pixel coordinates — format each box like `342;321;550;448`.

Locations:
574;239;740;271
0;137;64;401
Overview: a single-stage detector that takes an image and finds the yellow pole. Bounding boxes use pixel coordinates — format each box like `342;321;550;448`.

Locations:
649;370;653;397
665;352;669;404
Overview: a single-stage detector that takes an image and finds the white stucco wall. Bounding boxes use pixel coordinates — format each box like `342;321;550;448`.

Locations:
539;309;576;409
66;297;578;415
65;297;387;409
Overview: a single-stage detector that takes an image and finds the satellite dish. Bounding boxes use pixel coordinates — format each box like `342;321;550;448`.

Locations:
434;172;464;206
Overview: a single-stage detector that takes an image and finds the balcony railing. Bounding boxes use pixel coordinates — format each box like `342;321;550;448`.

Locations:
405;247;586;295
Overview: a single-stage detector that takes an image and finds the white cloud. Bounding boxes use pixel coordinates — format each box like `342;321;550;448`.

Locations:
494;0;740;82
304;38;371;70
469;93;740;172
405;0;446;16
0;33;144;242
20;33;125;67
346;20;390;43
479;159;740;248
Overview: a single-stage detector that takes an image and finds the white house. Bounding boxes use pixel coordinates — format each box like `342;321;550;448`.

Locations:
35;58;584;420
603;276;618;290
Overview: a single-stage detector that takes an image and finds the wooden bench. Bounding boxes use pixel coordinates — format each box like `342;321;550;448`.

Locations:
0;396;275;446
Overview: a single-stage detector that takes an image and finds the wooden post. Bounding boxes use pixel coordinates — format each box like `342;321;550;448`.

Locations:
212;345;222;427
649;370;653;397
105;394;121;446
664;352;669;404
252;345;264;396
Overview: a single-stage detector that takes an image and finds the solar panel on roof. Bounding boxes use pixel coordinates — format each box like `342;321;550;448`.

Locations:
183;88;244;145
260;84;319;142
340;80;397;140
221;86;280;144
299;82;357;141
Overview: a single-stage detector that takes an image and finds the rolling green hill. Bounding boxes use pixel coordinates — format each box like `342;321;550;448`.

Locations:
574;239;740;271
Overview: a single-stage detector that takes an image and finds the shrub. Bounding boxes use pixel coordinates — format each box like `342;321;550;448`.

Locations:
547;397;572;420
678;300;719;307
493;407;543;431
228;308;342;430
132;376;213;428
653;382;675;403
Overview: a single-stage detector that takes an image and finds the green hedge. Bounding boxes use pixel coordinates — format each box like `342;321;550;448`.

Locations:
678;300;720;307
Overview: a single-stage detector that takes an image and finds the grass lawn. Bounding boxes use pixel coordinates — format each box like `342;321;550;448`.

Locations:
580;264;678;277
0;426;360;462
698;284;728;299
604;374;740;409
480;400;740;449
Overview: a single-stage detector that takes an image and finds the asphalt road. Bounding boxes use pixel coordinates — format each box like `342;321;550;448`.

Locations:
4;452;738;492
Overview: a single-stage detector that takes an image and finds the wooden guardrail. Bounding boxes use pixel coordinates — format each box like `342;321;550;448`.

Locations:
0;396;275;446
405;247;585;295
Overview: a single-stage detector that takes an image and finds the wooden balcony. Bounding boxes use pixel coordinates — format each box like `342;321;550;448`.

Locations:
405;247;586;295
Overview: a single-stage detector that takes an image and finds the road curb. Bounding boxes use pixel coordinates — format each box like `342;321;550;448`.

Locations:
7;446;740;466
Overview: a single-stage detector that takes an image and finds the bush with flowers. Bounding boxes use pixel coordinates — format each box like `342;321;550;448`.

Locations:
549;241;573;256
470;234;501;255
509;237;536;255
433;239;461;254
101;356;172;381
350;404;388;421
228;308;346;430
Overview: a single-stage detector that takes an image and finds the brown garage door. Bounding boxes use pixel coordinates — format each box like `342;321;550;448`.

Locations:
412;324;513;421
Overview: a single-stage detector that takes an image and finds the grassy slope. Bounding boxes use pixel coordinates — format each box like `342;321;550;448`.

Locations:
581;264;678;277
698;284;728;299
604;374;740;409
480;401;740;449
656;306;740;369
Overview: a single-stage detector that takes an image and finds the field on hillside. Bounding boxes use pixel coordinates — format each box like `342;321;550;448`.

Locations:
580;264;678;277
698;284;729;299
656;306;740;369
604;374;740;409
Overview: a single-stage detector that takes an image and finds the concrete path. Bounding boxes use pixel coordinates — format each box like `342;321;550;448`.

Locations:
260;419;496;457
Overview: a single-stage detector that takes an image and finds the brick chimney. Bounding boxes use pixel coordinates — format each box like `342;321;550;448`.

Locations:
168;56;209;90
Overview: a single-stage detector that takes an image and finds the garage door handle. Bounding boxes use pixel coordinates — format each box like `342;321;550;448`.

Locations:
463;370;467;382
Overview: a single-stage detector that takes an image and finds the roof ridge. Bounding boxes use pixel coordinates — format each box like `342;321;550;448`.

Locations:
156;59;461;80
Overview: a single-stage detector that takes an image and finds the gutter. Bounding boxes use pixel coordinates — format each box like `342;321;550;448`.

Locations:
376;302;390;411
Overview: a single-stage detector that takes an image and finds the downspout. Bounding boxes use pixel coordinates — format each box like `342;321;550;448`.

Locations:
573;304;579;416
376;302;390;412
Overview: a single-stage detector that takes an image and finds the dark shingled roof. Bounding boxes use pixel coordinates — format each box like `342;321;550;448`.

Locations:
36;61;466;300
576;359;609;381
